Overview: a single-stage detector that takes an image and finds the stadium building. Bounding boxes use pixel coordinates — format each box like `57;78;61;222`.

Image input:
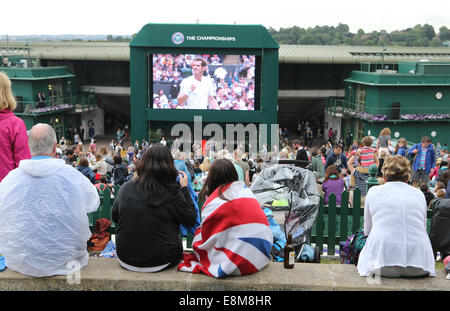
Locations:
2;25;450;144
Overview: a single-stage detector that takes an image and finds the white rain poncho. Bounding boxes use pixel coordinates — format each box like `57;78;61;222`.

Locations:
0;157;99;277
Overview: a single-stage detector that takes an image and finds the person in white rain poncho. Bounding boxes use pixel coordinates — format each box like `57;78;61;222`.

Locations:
0;123;99;277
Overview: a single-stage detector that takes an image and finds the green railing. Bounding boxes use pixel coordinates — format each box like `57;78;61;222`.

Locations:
88;185;120;234
88;185;197;248
309;187;434;256
325;98;450;122
310;188;363;256
14;93;95;115
89;185;434;256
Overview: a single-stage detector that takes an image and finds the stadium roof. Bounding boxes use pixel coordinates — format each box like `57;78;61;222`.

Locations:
1;41;450;64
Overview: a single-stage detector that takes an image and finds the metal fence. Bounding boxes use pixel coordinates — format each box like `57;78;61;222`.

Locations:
14;93;95;115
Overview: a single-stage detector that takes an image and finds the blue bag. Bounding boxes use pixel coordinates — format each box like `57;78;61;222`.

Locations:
0;254;6;271
264;208;286;262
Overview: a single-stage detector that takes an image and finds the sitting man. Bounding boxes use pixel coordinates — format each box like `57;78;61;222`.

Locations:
324;144;348;175
0;123;99;277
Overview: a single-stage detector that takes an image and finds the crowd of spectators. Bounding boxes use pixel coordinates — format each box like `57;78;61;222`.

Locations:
0;75;449;280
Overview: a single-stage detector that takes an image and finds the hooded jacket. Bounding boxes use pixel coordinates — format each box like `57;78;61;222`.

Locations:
408;143;436;174
76;165;96;184
112;180;197;268
0;109;31;182
0;157;99;277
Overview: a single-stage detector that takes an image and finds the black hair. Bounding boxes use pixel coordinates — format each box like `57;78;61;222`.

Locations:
136;144;178;195
113;155;122;165
199;159;238;202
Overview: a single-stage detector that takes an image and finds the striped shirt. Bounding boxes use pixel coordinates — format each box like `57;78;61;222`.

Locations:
359;147;376;167
418;147;427;170
353;170;369;196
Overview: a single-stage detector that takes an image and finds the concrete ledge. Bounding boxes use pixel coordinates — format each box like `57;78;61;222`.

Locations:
0;258;448;291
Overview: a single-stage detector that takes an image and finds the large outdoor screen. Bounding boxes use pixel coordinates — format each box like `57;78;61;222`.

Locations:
151;54;257;110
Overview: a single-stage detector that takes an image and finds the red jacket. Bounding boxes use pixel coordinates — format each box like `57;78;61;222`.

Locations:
0;109;31;182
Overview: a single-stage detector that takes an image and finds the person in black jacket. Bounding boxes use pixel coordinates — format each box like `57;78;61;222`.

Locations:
112;144;197;272
105;155;129;186
292;139;309;168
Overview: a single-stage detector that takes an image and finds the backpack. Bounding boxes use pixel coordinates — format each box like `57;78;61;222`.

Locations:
263;208;286;262
406;144;418;166
87;218;111;252
339;228;367;265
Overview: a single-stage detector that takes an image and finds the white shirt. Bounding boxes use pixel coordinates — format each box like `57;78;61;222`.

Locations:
214;67;227;80
180;75;215;109
357;182;435;277
0;157;99;277
90;159;107;176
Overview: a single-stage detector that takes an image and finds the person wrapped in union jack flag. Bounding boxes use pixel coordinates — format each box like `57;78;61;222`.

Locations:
178;159;273;278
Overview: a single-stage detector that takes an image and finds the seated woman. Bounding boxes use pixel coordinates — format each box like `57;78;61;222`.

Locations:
178;159;273;278
112;144;197;272
357;156;435;278
76;158;96;184
90;153;107;178
322;165;346;205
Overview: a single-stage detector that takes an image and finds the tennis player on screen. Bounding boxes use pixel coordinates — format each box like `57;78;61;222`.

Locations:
177;58;218;110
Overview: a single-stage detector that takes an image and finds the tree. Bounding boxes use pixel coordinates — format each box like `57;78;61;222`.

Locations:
429;37;442;47
336;23;350;34
412;24;426;39
290;26;305;42
343;37;354;45
316;33;332;45
439;26;450;41
107;35;113;42
412;37;429;47
331;38;341;45
297;34;320;45
265;24;445;46
422;24;436;40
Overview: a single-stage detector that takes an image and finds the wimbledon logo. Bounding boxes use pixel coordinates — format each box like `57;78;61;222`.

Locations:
172;32;184;45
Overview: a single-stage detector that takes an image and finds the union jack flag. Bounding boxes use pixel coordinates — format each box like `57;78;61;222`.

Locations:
178;181;273;278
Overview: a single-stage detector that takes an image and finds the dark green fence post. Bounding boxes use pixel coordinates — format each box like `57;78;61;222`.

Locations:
327;193;337;256
352;187;362;232
366;164;379;193
102;187;111;220
340;190;349;241
316;197;325;255
186;234;194;249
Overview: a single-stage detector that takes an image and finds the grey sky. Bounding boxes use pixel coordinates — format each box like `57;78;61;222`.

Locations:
2;0;449;35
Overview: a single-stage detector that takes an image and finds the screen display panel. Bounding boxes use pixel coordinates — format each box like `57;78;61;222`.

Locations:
151;54;257;110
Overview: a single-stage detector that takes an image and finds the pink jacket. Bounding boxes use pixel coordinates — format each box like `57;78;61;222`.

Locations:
0;109;31;182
